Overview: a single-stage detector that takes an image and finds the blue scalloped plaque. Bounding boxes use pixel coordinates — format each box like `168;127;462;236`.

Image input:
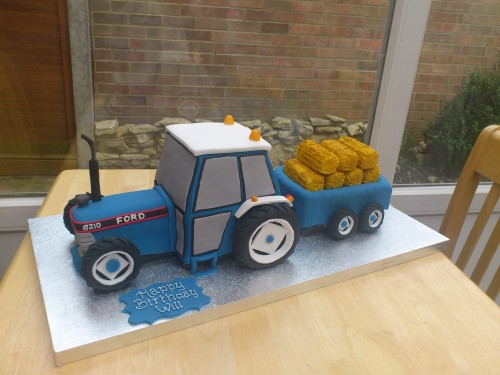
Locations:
119;278;211;325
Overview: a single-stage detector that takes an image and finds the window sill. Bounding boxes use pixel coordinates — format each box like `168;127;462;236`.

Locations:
392;184;498;216
0;197;45;232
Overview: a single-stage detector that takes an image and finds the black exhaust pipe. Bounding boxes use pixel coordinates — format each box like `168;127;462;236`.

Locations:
81;134;102;202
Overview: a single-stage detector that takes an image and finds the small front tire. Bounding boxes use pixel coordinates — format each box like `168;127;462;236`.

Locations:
328;209;357;240
81;237;142;291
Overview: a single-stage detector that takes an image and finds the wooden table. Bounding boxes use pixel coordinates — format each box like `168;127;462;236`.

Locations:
2;170;499;374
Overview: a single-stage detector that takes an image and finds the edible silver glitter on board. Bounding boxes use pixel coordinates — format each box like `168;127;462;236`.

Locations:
28;207;447;364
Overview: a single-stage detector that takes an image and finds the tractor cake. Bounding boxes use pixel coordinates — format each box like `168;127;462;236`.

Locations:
64;115;392;291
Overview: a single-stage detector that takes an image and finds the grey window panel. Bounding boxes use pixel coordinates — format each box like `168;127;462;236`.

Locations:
193;212;231;255
156;135;196;211
175;209;184;255
240;154;276;199
195;156;241;211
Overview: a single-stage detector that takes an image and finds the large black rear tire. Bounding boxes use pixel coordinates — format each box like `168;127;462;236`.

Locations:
233;204;300;269
81;237;142;291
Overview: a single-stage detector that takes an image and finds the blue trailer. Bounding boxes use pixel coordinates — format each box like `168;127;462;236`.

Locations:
274;166;392;238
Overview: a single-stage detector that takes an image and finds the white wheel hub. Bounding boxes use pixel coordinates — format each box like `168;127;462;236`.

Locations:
338;216;355;235
92;250;135;286
248;219;295;264
368;210;383;228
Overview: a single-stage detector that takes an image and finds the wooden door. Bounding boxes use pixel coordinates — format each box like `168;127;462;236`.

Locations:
0;0;76;175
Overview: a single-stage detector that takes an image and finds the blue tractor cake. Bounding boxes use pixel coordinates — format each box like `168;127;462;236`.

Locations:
64;116;392;291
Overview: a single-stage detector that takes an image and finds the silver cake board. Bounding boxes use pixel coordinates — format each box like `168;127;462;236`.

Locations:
29;206;448;366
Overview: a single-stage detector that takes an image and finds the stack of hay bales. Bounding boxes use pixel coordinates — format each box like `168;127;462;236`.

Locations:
284;137;380;192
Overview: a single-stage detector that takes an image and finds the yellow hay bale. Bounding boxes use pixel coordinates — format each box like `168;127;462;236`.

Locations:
363;165;381;183
324;171;345;189
296;139;339;174
338;136;379;169
344;167;363;186
284;158;324;191
320;139;358;172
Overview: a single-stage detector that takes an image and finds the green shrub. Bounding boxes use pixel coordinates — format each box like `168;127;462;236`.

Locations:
426;63;500;178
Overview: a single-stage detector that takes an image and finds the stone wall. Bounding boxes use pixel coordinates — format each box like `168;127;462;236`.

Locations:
95;115;366;168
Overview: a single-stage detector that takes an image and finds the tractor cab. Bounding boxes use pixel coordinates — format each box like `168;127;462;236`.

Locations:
155;117;286;275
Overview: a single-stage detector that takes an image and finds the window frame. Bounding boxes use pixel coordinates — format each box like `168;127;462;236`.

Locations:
365;0;493;217
2;0;495;225
368;0;432;184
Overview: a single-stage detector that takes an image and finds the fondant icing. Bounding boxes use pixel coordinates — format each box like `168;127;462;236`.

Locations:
66;120;392;292
166;121;271;156
119;278;211;325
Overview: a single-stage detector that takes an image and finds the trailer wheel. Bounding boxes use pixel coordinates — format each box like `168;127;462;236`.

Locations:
63;196;80;234
233;204;300;269
359;203;384;233
328;209;357;240
81;237;142;291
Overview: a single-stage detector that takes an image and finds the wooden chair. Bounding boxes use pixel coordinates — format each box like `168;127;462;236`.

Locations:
440;125;500;300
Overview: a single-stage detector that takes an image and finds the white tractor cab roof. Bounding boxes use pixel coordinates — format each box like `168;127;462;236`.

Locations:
166;121;271;157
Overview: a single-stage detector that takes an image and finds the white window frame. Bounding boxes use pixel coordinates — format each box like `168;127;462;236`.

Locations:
369;0;431;183
0;197;44;232
368;0;496;216
370;0;450;215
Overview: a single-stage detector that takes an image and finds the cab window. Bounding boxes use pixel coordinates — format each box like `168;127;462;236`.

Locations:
195;156;241;211
240;154;275;199
156;135;196;211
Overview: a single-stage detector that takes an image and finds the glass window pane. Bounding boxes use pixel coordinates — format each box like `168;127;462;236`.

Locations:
395;0;499;185
89;1;391;170
0;1;77;197
1;0;393;196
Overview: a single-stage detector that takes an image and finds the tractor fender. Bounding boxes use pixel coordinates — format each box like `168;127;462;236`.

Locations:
234;195;293;219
